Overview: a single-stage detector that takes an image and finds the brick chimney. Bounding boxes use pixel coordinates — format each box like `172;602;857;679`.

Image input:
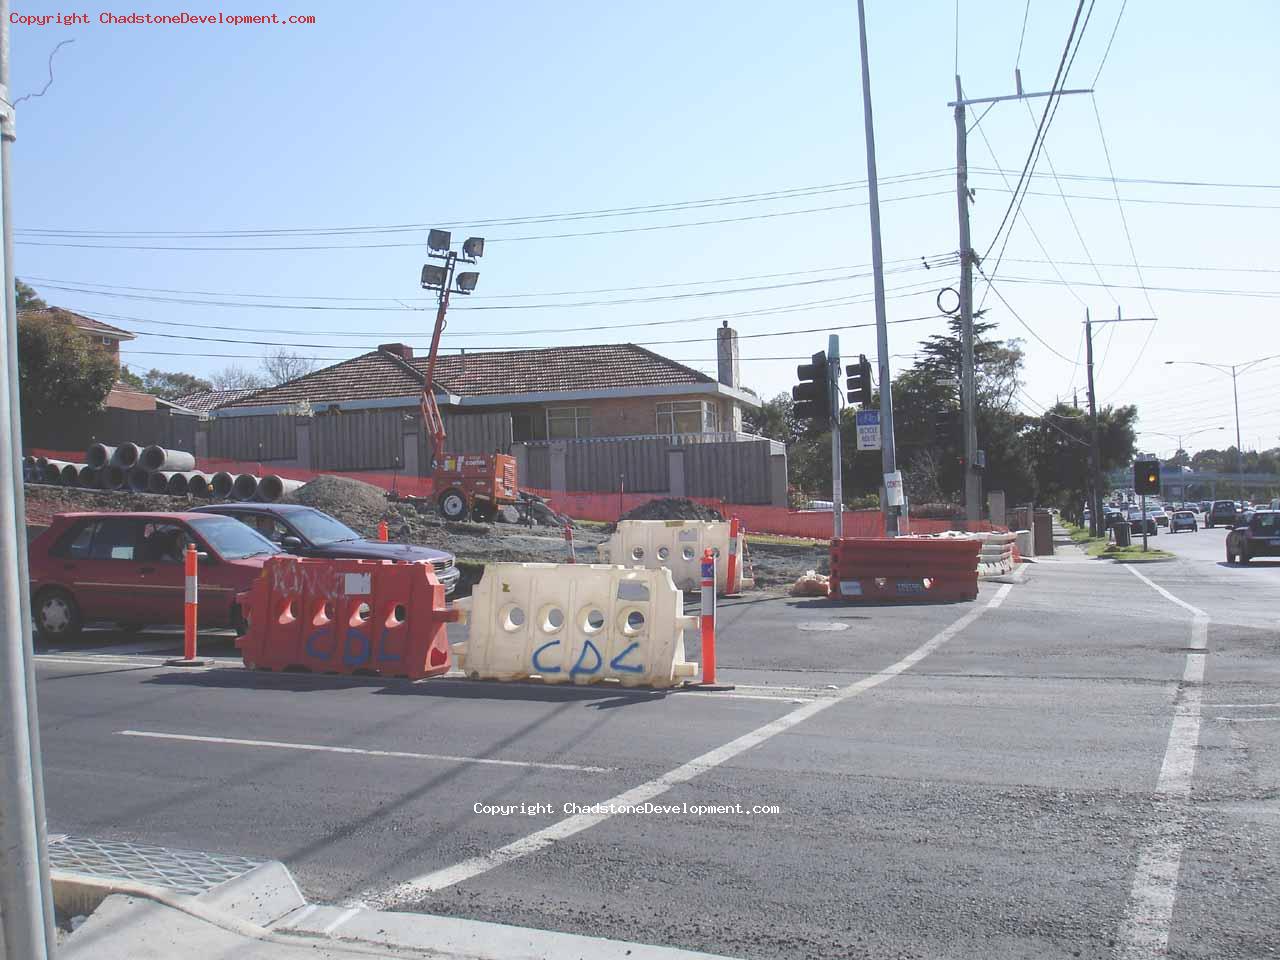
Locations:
716;321;739;389
377;342;413;360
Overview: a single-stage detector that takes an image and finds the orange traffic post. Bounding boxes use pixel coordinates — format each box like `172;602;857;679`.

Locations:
724;516;742;597
378;520;389;542
564;522;576;563
166;542;208;667
682;548;733;691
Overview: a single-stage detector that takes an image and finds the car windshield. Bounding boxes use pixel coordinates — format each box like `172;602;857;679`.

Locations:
189;516;281;560
287;508;362;545
1253;513;1278;533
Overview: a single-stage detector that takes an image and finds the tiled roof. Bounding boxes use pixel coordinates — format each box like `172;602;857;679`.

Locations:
222;344;714;408
171;389;260;413
19;307;135;340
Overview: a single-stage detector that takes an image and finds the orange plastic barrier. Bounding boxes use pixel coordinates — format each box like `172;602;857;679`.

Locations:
236;556;460;678
828;536;981;603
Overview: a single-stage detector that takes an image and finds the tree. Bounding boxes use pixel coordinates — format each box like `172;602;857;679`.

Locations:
261;348;317;386
141;369;213;401
210;365;267;391
1024;402;1137;518
17;312;118;422
743;392;802;445
119;365;146;390
15;278;45;310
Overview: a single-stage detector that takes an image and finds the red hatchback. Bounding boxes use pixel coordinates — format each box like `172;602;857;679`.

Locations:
28;511;280;640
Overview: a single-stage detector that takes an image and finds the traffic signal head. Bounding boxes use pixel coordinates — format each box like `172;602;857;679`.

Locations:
1134;459;1161;495
793;350;832;423
845;353;873;407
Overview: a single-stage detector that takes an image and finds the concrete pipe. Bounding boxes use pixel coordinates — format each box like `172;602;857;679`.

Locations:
140;445;196;473
23;455;35;469
78;465;98;486
128;467;152;492
188;474;211;498
35;456;48;470
101;465;127;490
165;472;197;496
256;474;303;502
111;442;141;469
210;471;234;499
60;464;82;485
86;443;116;469
148;471;176;495
232;473;260;501
41;460;71;483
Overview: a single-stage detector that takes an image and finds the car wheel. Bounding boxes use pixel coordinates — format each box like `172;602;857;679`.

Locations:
438;489;469;521
35;588;82;641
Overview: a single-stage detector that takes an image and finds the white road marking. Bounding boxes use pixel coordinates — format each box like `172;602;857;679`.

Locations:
318;906;362;935
274;903;319;930
1116;565;1210;960
367;581;1016;907
117;730;613;774
1213;716;1279;723
1204;702;1280;708
36;656;164;668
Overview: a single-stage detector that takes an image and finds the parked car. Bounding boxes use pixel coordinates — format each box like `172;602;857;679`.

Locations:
192;502;462;596
1226;510;1280;564
1126;509;1158;536
1206;500;1238;529
28;511;280;639
1169;510;1198;533
1150;507;1170;528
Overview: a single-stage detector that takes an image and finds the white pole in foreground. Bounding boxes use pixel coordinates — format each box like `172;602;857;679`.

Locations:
0;2;56;953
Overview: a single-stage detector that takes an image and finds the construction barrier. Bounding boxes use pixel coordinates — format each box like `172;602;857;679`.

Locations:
976;532;1017;578
455;562;698;688
595;519;751;594
236;556;460;679
829;536;981;603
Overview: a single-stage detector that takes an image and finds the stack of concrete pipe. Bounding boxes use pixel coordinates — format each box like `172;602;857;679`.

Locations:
25;441;303;503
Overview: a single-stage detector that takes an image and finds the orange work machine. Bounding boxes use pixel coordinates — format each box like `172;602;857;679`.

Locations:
417;228;520;522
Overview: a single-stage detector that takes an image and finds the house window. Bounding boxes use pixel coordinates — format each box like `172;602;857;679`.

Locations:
656;400;719;436
547;406;591;439
100;336;114;346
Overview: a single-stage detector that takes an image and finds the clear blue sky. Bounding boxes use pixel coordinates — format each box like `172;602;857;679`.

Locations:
10;0;1279;457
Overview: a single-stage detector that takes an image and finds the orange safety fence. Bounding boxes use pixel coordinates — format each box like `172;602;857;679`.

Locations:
26;448;1002;540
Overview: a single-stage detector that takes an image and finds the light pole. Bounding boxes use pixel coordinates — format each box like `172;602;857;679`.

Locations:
1164;355;1280;499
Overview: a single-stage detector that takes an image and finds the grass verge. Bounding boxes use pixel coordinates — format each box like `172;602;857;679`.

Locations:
1065;521;1174;561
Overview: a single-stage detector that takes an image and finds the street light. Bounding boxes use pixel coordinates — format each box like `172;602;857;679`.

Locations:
1140;425;1226;457
1164;355;1280;498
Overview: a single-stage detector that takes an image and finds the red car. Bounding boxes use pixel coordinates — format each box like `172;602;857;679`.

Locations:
28;512;280;640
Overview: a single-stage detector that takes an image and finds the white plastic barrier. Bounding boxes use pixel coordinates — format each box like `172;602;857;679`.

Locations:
975;532;1017;578
455;562;698;688
596;520;748;593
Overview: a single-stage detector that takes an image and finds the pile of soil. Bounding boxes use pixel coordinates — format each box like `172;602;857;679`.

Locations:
23;484;191;526
613;497;723;527
287;475;392;532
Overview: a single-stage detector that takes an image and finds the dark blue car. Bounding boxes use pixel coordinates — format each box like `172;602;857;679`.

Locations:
191;503;461;596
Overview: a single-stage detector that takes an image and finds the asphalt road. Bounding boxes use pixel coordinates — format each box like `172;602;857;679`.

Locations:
31;544;1280;959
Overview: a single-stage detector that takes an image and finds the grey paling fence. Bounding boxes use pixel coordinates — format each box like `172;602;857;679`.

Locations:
25;407;197;452
312;410;403;471
566;436;670;493
683;439;773;503
208;414;299;461
438;411;514;458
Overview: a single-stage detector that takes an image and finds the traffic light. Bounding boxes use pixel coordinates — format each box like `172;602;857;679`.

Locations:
792;351;831;423
845;354;872;407
1134;459;1160;495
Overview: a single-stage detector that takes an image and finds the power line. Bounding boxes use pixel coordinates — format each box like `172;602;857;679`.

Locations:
972;167;1280;191
17;169;956;239
1004;257;1280;276
1091;0;1128;85
973;263;1079;364
1014;0;1032;68
1000;276;1280;299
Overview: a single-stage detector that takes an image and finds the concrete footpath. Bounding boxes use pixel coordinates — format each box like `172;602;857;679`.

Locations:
57;851;740;960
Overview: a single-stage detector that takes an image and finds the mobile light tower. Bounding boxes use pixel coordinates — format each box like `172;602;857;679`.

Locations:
418;230;519;521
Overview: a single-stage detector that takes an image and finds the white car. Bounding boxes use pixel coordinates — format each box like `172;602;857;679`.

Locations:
1169;510;1198;533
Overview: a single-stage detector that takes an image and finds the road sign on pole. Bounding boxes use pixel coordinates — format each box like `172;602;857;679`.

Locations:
856;410;881;451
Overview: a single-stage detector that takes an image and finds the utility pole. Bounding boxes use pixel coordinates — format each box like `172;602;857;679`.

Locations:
0;2;58;956
1084;310;1102;537
855;0;899;537
1085;308;1157;536
829;334;843;539
949;74;1092;526
954;76;979;524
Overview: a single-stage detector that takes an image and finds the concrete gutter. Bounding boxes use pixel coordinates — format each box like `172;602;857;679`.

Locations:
54;860;742;960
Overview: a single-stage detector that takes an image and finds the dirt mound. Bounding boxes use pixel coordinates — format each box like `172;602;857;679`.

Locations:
288;475;391;530
24;484;192;526
615;498;724;526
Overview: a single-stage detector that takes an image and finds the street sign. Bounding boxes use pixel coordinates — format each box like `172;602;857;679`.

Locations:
856;410;881;450
884;470;904;506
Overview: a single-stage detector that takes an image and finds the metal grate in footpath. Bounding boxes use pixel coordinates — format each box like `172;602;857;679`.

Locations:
48;835;264;896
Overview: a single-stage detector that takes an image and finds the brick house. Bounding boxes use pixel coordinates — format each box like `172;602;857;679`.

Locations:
211;326;758;442
19;307;154;411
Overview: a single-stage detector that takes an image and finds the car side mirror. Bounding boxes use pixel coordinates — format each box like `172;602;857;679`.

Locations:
197;551;212;564
281;536;303;551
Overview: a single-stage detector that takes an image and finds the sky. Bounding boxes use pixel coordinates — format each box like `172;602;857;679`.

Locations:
8;0;1279;459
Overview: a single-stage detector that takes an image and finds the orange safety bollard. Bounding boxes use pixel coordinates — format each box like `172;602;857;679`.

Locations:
724;516;742;597
564;522;576;563
682;548;733;690
378;520;389;542
166;542;208;666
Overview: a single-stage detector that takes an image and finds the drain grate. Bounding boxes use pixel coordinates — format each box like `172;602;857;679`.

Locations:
49;835;264;896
